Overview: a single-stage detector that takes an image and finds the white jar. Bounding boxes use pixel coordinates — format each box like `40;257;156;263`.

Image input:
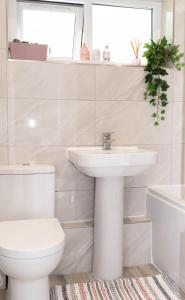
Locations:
92;49;101;62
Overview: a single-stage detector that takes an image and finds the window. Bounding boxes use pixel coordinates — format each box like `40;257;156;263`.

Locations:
15;0;161;62
93;4;152;63
17;1;84;59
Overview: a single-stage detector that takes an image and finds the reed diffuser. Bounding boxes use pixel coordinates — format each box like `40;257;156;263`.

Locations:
130;39;142;65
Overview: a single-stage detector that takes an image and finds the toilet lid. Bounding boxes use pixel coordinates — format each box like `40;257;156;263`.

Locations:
0;218;65;259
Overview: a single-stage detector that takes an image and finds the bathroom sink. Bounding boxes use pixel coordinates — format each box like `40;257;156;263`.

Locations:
67;146;158;281
67;146;157;177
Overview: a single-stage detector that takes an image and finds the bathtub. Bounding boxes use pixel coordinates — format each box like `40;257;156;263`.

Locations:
147;185;185;293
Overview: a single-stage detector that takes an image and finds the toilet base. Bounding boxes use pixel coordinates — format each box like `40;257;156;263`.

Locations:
6;276;49;300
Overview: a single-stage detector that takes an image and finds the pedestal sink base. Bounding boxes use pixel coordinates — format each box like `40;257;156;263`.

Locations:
93;177;124;280
68;146;157;280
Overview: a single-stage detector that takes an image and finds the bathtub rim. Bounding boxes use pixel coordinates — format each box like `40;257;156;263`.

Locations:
148;185;185;212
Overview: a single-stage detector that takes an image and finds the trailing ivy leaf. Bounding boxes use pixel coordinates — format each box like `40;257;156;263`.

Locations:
145;73;153;83
159;93;167;101
154;78;163;87
161;81;170;91
161;101;168;107
158;68;168;76
144;91;148;99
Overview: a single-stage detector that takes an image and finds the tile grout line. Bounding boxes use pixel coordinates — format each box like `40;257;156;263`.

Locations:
61;216;151;229
4;0;9;165
5;38;9;164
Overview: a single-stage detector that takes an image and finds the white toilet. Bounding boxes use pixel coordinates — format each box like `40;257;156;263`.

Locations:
0;164;65;300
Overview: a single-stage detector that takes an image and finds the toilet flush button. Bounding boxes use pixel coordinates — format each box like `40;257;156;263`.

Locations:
22;161;37;166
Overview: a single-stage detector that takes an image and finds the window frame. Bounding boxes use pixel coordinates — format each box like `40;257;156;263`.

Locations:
16;0;162;60
17;0;84;59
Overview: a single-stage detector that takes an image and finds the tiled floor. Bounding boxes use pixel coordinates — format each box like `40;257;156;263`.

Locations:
1;264;185;299
50;264;160;287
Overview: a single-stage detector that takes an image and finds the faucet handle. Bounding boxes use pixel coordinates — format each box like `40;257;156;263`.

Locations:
103;132;115;137
102;132;115;150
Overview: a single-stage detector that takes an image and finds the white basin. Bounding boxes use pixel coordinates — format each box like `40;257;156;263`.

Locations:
67;146;158;280
67;146;157;177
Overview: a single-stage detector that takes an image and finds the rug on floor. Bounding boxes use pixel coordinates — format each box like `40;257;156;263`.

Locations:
50;273;181;300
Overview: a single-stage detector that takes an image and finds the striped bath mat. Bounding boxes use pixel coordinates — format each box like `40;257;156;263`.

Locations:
50;273;181;300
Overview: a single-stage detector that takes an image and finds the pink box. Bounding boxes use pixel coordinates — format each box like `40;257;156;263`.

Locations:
9;42;48;61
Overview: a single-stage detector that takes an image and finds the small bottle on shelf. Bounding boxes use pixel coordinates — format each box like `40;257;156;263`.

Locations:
103;45;110;62
80;43;90;61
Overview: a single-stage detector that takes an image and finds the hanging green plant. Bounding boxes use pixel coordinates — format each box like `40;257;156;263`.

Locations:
143;37;185;126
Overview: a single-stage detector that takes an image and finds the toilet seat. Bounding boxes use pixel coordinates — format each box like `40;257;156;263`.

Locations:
0;218;65;259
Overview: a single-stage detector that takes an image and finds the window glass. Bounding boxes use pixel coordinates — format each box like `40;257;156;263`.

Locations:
17;1;83;58
92;4;152;63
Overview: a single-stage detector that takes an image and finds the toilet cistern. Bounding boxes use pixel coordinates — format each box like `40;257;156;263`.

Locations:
102;132;114;150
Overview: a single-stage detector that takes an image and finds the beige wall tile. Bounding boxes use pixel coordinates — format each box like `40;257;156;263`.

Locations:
55;190;94;222
55;227;93;274
8;0;17;42
0;0;7;48
0;100;7;146
95;101;172;145
124;223;152;266
8;100;95;146
183;144;185;183
174;0;185;50
8;61;95;100
171;144;183;184
172;101;184;144
95;66;173;102
8;61;61;99
96;65;145;101
173;71;184;102
0;49;7;98
0;147;8;164
59;63;95;100
161;0;174;41
124;187;147;217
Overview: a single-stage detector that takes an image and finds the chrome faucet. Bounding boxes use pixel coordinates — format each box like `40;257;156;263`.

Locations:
102;132;114;150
